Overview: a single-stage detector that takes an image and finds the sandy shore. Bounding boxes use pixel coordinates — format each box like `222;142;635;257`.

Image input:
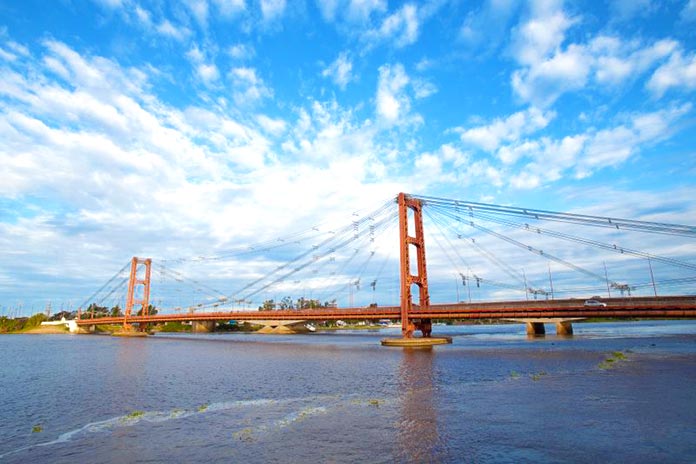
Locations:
21;326;71;334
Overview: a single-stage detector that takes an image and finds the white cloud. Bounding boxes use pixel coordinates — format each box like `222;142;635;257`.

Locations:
316;0;340;22
348;0;387;22
0;40;410;296
213;0;246;17
413;144;469;184
260;0;286;22
228;67;272;105
512;43;591;106
647;51;696;97
372;3;419;48
375;63;410;124
0;47;16;61
511;2;574;67
502;105;691;185
459;0;520;53
197;63;220;83
682;0;696;21
411;78;437;99
414;152;442;178
456;107;555;151
228;43;255;60
322;52;354;89
186;45;220;85
156;20;192;42
609;0;655;21
592;37;677;86
256;114;287;135
186;0;210;27
496;140;540;165
510;2;683;106
134;5;152;25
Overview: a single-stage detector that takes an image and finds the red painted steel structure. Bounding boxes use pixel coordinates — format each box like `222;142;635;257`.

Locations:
124;257;152;329
82;193;696;331
398;193;430;338
76;297;696;327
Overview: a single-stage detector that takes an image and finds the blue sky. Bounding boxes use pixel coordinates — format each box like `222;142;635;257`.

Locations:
1;0;695;313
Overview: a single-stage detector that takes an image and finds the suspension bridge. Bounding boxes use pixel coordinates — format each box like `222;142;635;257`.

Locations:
73;193;696;340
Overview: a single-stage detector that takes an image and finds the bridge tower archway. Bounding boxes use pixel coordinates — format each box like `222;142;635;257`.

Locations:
398;193;430;338
124;256;152;329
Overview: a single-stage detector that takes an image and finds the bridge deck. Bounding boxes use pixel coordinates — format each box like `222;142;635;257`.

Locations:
76;296;696;326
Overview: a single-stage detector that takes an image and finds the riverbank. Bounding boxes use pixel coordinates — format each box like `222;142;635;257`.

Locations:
19;325;70;334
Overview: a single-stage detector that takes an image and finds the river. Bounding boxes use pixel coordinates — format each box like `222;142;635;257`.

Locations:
1;320;695;463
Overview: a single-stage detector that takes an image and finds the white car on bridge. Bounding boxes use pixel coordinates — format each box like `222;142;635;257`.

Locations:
584;299;607;307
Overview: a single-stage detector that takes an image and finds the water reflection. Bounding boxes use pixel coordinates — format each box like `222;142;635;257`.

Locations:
396;348;447;462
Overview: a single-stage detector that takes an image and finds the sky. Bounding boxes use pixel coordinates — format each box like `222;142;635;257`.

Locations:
1;0;695;314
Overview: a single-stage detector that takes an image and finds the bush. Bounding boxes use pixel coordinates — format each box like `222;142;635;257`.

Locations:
158;321;191;332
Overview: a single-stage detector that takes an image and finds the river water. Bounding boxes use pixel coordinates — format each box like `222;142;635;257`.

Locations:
1;321;695;463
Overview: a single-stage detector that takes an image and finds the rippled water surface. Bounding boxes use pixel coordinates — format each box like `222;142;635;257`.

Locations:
1;321;695;463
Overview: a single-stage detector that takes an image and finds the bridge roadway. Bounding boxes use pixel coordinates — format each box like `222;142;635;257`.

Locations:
76;296;696;327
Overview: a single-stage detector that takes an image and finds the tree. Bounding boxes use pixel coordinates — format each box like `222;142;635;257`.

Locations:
279;296;294;310
136;304;158;316
110;305;123;317
86;303;108;318
296;298;323;309
258;299;276;311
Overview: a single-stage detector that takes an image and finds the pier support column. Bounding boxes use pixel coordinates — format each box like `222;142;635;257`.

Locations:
526;322;546;336
555;321;573;336
192;321;215;333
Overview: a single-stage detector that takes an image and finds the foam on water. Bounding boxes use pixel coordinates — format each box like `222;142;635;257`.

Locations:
0;394;388;459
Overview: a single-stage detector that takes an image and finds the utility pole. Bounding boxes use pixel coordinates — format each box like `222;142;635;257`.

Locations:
548;263;555;300
523;270;529;301
648;257;658;297
467;274;471;303
603;261;611;297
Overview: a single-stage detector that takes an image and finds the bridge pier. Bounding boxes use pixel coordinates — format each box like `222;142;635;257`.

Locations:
526;322;546;336
514;318;583;336
192;320;216;333
555;321;574;336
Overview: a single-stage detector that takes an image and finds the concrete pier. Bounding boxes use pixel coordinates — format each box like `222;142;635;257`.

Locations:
192;320;216;333
510;318;585;336
556;321;574;336
526;322;546;336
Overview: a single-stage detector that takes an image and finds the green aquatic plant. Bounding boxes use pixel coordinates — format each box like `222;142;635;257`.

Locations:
368;399;382;407
530;371;547;381
126;410;145;418
197;404;208;412
599;351;628;369
510;370;520;379
32;424;42;433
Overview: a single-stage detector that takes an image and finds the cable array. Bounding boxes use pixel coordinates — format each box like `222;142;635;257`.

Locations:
82;193;696;312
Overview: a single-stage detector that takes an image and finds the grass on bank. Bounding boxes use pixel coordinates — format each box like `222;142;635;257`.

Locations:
0;313;48;333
